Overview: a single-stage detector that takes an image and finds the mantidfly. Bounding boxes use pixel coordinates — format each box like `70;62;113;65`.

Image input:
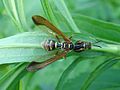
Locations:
26;15;92;72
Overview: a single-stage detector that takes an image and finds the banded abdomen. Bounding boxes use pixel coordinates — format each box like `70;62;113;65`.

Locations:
43;40;74;51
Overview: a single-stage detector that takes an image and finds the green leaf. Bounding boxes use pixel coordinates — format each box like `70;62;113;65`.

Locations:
56;56;81;90
56;56;105;90
80;58;120;90
54;0;80;33
40;0;59;26
40;0;80;33
88;69;120;90
0;31;57;64
16;0;31;32
0;63;27;90
2;0;24;32
74;14;120;43
56;56;120;90
20;73;36;90
92;43;120;56
1;0;120;90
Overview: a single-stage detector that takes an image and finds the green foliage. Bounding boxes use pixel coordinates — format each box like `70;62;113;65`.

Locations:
0;0;120;90
0;31;58;64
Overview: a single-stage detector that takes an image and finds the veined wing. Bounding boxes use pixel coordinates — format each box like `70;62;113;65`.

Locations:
32;15;71;43
27;50;67;71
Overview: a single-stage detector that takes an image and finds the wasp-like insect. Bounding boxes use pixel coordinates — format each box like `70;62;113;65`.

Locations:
44;40;91;52
27;15;91;72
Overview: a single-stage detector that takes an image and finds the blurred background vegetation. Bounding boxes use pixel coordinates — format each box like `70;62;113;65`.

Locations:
0;0;120;90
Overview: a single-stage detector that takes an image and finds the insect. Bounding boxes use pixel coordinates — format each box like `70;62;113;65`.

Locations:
43;39;91;52
26;15;91;72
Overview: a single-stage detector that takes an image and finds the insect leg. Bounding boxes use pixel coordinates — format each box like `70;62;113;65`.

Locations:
26;51;68;72
93;45;102;48
69;36;72;40
55;34;61;43
92;39;102;48
32;15;71;43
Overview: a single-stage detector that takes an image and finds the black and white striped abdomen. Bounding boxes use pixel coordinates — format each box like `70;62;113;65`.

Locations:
43;40;74;51
43;40;55;51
